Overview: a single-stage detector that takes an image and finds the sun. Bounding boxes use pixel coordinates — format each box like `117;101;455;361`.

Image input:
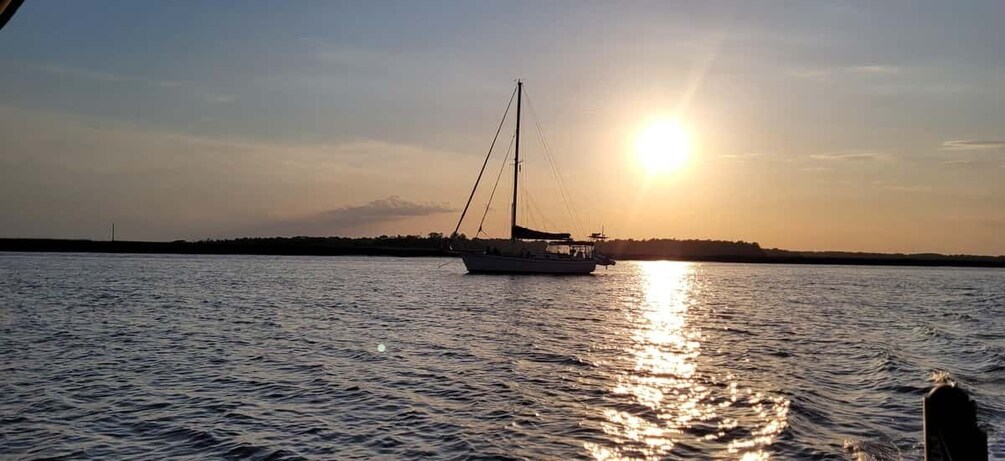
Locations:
636;120;691;174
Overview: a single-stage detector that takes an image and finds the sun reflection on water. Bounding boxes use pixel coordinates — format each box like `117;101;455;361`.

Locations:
586;262;789;460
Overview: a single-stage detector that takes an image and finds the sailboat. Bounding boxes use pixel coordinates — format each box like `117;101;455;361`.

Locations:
449;80;615;274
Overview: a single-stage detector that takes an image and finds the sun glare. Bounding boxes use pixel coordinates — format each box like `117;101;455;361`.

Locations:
636;120;691;174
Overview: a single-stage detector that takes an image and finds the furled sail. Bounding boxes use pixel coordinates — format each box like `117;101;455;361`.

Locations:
512;225;571;240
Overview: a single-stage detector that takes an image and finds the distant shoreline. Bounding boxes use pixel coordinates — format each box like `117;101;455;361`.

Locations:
2;238;1003;268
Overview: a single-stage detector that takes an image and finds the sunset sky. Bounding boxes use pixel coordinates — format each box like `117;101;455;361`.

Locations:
1;1;1002;254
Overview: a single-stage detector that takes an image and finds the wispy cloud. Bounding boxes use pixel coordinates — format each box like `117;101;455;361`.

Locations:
788;64;970;96
789;64;900;81
939;140;1005;151
718;152;798;163
848;65;900;75
884;184;932;192
21;61;235;104
0;105;472;240
872;180;932;192
29;63;133;83
719;152;764;160
202;94;236;104
27;62;173;87
314;196;454;225
258;196;456;236
810;150;894;161
941;158;979;166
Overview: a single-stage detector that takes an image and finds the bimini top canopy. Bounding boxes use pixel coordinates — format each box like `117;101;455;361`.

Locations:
512;225;571;240
547;240;596;247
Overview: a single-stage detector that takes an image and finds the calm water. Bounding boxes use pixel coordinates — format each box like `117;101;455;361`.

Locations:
1;253;1002;460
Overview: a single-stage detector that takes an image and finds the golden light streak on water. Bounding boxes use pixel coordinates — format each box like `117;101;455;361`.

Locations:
588;261;790;460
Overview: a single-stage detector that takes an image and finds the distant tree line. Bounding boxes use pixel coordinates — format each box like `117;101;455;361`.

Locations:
1;235;1002;266
595;238;765;259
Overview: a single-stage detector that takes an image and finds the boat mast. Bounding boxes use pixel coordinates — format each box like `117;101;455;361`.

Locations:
511;80;522;242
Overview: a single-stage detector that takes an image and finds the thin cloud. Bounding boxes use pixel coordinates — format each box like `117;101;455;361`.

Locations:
27;62;171;87
0;105;472;240
849;65;900;74
21;61;235;104
940;140;1005;151
154;80;185;88
942;158;978;166
810;150;893;161
788;64;967;96
30;63;132;83
314;196;454;226
788;69;831;80
719;152;763;160
885;185;931;192
789;64;900;81
260;196;456;236
202;94;236;104
872;180;932;192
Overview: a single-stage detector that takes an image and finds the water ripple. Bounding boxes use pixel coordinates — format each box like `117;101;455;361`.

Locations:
1;254;1002;459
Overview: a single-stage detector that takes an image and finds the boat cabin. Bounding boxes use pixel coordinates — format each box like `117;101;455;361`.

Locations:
545;241;595;259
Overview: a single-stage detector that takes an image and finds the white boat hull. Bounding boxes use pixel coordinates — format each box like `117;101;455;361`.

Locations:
461;253;597;274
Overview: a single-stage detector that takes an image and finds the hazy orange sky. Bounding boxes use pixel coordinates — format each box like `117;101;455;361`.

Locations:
1;2;1002;254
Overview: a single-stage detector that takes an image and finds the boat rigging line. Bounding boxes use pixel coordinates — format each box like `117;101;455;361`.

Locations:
476;132;516;238
448;86;517;247
521;87;583;237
